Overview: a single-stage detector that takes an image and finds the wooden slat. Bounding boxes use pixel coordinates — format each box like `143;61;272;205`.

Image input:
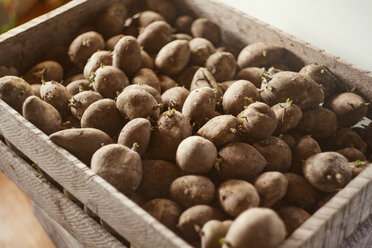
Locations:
0;140;125;248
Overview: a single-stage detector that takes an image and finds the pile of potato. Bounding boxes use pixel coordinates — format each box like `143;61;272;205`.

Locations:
0;1;371;247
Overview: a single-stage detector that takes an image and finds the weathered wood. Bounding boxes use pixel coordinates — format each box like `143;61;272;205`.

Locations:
0;140;125;248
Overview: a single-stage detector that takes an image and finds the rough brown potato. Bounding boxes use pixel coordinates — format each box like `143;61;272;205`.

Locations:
223;208;286;248
158;74;177;92
349;160;370;178
254;172;288;207
277;205;311;235
296;107;337;138
95;3;127;39
161;86;190;112
50;128;112;165
22;96;61;135
271;101;303;134
333;128;367;153
24;61;63;84
123;84;162;105
140;49;154;69
146;0;177;23
235;67;263;88
0;76;33;113
66;79;92;95
93;66;129;99
83;50;112;79
337;147;366;162
206;52;237;82
279;133;296;148
105;34;124;50
40;81;71;114
291;135;321;175
304;152;351;192
191;18;221;45
69;91;103;120
138;10;165;27
175;65;200;89
190;68;222;95
137;21;173;54
174;33;193;41
174;15;193;34
113;36;141;77
201;220;232;248
189;37;216;66
131;68;161;92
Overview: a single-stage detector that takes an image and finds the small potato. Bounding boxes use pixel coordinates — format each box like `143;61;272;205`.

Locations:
105;34;124;50
176;136;217;174
116;89;160;121
175;65;200;89
170;175;215;208
190;67;221;93
113;36;141;77
49;128;112;165
253;136;292;172
91;144;142;194
22;96;61;135
93;66;129;99
138;10;165;27
0;65;18;77
137;160;182;199
337;147;366;162
69;91;103;120
277;206;310;235
142;198;182;232
222;80;260;116
40;81;71;114
223;208;286;248
238;102;277;139
158;74;177;92
68;31;105;68
174;15;193;34
24;61;63;84
218;142;267;180
161;86;189;112
66;79;92;95
83;51;112;79
260;71;324;110
81;99;125;137
291;135;321;175
325;92;368;127
0;76;32;113
155;40;191;76
349;160;370;178
201;220;232;248
31;84;41;98
235;67;263;88
95;3;127;39
279;133;296;148
333;128;367;153
117;118;151;156
123;84;162;105
189;37;216;66
197;115;239;148
296;107;337;138
63;73;85;86
178;205;224;242
131;68;161;92
191;18;221;45
174;33;193;41
254;172;288;207
138;21;173;54
140;49;154;69
304;152;351;192
218;180;259;217
206;52;237;82
146;0;177;23
271;101;303;134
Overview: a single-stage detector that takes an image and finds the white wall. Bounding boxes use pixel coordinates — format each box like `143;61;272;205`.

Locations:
219;0;372;71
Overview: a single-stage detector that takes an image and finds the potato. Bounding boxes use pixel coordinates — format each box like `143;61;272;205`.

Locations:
197;115;239;148
333;128;367;153
50;128;112;165
138;10;165;27
66;79;92;95
271;101;302;134
81;99;125;137
304;152;351;192
116;89;160;121
63;73;84;86
296;106;337;138
253;172;287;207
137;160;182;199
30;84;41;98
142;198;182;231
176;136;217;174
223;208;286;248
191;18;221;45
123;84;162;105
159;74;177;92
253;136;292;172
238;102;277;139
174;33;193;41
325;92;368;127
299;64;337;98
22;96;61;135
155;40;191;76
146;0;177;23
112;36;141;77
349;160;370;178
117;118;151;156
219;80;235;92
201;220;232;248
222;80;260;116
161;86;189;112
284;173;319;211
68;31;105;68
178;205;224;242
174;15;193;34
145;110;192;162
138;21;173;54
337;147;366;162
189;38;216;66
131;68;161;92
237;42;303;71
0;76;32;113
279;133;296;148
93;66;129;99
0;65;18;78
105;34;124;50
260;71;324;110
218;142;267;180
291;135;321;175
140;49;154;69
206;52;237;82
91;144;142;194
175;65;200;89
235;67;263;88
95;3;127;38
69;91;103;120
277;206;310;235
83;51;112;79
170;175;215;208
40;81;71;114
24;61;63;84
182;87;217;127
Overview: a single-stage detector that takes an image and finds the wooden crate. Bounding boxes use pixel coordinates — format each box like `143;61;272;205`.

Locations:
0;0;371;247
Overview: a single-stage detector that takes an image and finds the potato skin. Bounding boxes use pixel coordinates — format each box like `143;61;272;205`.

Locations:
161;86;189;112
131;68;161;93
0;65;18;78
223;208;286;248
22;96;61;135
93;66;129;99
66;79;92;95
337;147;366;162
175;65;200;89
291;135;321;175
105;34;124;51
138;21;173;54
191;18;221;45
299;64;336;98
0;76;33;113
271;102;302;134
277;206;310;235
40;81;71;114
49;128;112;165
140;49;154;69
83;51;112;79
190;67;221;94
206;52;237;82
333;128;367;153
113;36;141;77
174;15;193;34
69;91;103;120
254;172;288;207
235;67;263;88
201;220;232;248
189;37;215;66
24;61;63;84
349;161;370;178
124;84;162;105
30;84;41;98
296;107;337;138
138;11;165;28
95;3;127;39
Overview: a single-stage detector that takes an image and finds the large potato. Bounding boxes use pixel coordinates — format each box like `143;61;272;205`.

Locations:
40;81;71;114
254;172;288;207
137;21;173;54
137;11;165;28
112;36;141;77
189;37;215;66
69;91;103;120
0;76;32;113
296;107;337;138
206;52;237;82
24;61;63;84
93;66;129;99
83;50;112;79
299;64;336;98
161;86;189;112
123;84;162;105
271;101;302;134
95;3;127;39
191;18;221;45
291;135;321;175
